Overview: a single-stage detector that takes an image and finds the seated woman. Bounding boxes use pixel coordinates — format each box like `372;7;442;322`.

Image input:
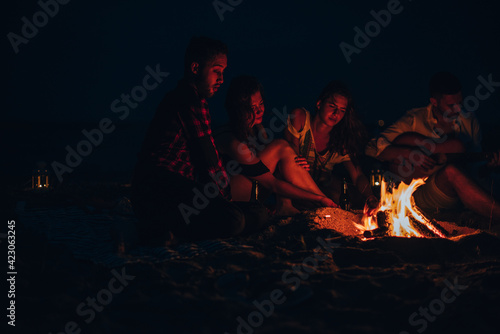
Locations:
216;75;336;215
284;80;379;213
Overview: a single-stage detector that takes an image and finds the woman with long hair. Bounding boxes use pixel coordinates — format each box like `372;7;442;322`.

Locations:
285;80;379;212
216;75;336;215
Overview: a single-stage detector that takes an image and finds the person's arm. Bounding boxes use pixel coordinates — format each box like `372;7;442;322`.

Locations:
284;108;305;154
377;145;437;169
257;172;335;207
366;113;437;170
366;111;417;158
284;108;309;170
344;160;379;215
181;99;231;197
378;130;470;170
229;138;335;207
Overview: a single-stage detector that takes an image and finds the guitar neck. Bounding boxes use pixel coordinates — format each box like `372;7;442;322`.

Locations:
444;152;493;163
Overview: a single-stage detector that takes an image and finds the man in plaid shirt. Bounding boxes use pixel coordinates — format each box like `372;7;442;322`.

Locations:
132;37;268;244
139;72;231;199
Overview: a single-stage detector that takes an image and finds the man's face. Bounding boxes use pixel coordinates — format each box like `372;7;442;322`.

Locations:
194;53;227;99
431;92;463;123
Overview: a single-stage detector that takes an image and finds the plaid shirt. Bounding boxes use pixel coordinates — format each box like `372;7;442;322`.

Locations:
137;80;231;199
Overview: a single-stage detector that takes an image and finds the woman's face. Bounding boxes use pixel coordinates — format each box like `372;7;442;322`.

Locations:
316;94;348;128
248;90;265;127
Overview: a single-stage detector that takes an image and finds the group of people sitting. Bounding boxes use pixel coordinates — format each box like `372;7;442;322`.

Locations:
130;36;500;245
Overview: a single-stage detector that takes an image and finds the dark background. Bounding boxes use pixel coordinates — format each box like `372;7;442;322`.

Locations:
4;0;500;187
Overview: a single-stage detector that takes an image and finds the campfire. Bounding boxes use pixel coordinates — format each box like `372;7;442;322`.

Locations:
308;176;477;238
357;178;448;239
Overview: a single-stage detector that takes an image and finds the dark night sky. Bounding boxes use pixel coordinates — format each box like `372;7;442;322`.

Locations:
4;0;500;184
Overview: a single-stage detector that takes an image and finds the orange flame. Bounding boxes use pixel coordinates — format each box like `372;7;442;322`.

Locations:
358;178;447;238
381;178;425;237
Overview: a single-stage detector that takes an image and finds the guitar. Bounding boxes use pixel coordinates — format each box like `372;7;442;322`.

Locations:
387;132;494;182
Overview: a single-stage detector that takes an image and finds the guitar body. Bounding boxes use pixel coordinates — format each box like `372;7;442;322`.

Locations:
387;132;466;183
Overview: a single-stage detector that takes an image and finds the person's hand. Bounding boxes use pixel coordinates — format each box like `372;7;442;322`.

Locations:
319;196;339;208
294;156;310;171
364;195;380;216
404;148;437;171
487;150;500;168
434;152;448;166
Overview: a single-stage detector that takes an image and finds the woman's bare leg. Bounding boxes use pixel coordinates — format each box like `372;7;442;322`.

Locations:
258;139;326;215
229;174;253;202
230;139;326;214
259;139;325;193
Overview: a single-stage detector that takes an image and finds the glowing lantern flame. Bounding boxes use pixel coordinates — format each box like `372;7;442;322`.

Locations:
357;178;447;238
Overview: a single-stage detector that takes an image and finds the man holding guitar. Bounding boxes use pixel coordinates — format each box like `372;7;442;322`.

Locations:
366;72;500;223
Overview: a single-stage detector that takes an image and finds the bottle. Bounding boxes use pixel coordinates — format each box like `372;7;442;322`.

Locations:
339;177;350;211
250;180;259;202
370;169;382;199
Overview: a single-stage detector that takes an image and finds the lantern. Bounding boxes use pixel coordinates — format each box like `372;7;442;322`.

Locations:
32;169;50;189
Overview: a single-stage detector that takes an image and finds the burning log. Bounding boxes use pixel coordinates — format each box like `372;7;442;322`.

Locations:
363;226;388;238
361;210;444;239
431;219;450;238
364;178;449;238
362;211;390;238
409;216;437;238
406;216;449;238
377;211;389;229
409;205;449;238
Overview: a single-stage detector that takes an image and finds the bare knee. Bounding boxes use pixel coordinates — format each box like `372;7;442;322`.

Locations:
263;139;294;158
435;164;463;196
269;138;289;150
440;164;463;182
276;139;295;155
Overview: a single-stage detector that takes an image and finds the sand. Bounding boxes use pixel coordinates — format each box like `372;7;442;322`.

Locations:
10;186;500;334
307;207;479;238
